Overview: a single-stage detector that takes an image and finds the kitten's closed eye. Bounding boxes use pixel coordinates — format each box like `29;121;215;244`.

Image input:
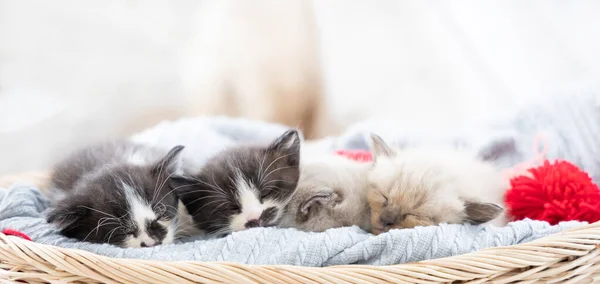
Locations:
123;228;137;236
260;190;275;200
367;184;387;204
229;204;242;213
381;194;389;207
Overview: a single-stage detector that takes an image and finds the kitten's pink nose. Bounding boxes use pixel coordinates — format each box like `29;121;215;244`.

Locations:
245;219;260;228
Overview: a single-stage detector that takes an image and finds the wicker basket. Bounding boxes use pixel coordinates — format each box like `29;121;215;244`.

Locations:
1;173;600;283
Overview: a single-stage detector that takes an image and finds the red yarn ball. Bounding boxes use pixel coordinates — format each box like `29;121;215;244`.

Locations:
505;160;600;225
335;150;373;163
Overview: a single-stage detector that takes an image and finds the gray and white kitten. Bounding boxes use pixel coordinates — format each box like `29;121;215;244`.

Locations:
172;129;301;236
47;140;185;248
279;153;372;232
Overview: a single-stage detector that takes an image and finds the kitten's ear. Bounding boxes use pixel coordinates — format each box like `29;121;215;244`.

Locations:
169;175;199;197
152;145;185;176
296;193;332;223
268;129;301;153
369;134;395;159
47;198;91;230
268;129;301;165
464;201;504;224
296;191;339;223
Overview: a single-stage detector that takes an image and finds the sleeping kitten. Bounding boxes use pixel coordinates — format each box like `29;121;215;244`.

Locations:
172;129;301;236
279;154;372;232
47;140;185;247
367;134;507;235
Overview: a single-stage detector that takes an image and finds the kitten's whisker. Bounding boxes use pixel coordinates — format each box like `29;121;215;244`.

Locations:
262;166;298;182
257;152;268;186
175;217;194;227
260;152;295;185
171;183;227;198
152;169;173;204
261;179;294;187
186;195;226;208
153;173;181;206
162;204;178;213
263;186;283;193
211;173;228;197
158;172;175;194
282;191;297;206
263;185;282;190
174;224;198;237
228;176;237;190
83;218;119;242
116;212;132;228
174;221;198;233
105;225;122;244
153;203;168;216
175;188;228;200
152;152;171;203
206;202;230;219
207;226;232;238
79;206;118;219
180;178;228;198
117;211;131;221
262;152;294;174
128;172;136;190
192;199;228;216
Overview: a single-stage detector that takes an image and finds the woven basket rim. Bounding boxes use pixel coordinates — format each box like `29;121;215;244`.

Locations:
2;172;600;283
2;220;599;266
1;221;599;283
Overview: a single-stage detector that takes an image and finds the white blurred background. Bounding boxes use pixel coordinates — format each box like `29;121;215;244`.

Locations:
1;0;600;175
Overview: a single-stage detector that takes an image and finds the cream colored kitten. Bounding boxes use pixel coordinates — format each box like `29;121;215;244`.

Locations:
279;154;372;232
367;134;508;235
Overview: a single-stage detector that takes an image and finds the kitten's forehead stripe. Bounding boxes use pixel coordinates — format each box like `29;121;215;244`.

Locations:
229;175;265;231
235;177;262;217
121;181;159;247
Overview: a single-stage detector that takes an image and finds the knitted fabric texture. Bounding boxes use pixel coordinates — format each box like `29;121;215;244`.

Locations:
0;186;581;265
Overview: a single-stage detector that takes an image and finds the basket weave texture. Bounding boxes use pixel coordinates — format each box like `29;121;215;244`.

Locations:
1;172;600;283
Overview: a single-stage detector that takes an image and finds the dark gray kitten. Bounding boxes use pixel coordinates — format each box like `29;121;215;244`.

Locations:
173;129;301;236
47;140;184;248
